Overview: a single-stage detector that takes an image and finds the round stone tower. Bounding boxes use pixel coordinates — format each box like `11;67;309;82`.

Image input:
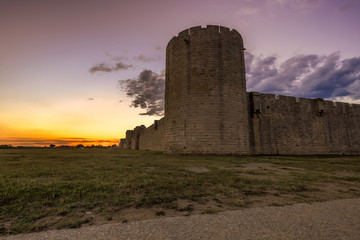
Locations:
164;25;250;154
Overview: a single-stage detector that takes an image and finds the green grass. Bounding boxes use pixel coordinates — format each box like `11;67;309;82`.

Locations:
0;149;359;235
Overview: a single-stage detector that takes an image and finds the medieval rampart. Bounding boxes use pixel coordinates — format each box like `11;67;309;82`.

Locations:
119;25;360;155
248;93;360;154
139;118;165;151
122;130;134;150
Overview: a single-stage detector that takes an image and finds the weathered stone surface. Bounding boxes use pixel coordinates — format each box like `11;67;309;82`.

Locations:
139;118;164;151
119;25;360;155
248;93;360;154
163;25;249;154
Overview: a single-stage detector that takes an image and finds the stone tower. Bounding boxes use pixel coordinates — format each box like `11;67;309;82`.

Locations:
164;25;250;154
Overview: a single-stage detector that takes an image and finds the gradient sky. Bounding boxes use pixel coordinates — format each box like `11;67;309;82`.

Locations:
1;0;360;146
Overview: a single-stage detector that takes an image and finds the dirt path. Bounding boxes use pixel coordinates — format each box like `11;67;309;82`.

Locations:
2;198;360;240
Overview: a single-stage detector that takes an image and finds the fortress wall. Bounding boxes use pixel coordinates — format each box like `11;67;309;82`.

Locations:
130;137;136;150
249;92;360;154
129;125;146;150
122;130;134;150
139;118;165;151
119;25;360;155
119;139;125;149
164;25;249;154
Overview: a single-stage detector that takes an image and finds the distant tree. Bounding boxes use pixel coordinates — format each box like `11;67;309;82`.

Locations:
76;144;85;148
58;145;70;148
90;144;95;148
49;144;56;148
112;144;117;148
0;144;13;149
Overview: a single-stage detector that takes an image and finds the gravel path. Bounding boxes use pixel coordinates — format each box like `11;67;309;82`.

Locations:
3;198;360;240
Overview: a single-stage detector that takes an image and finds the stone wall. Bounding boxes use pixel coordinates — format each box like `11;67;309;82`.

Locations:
248;92;360;154
139;118;165;151
119;139;125;149
119;25;360;155
164;25;249;154
130;125;146;150
123;130;134;150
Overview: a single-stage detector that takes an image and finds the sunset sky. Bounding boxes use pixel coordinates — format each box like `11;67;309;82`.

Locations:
1;0;360;146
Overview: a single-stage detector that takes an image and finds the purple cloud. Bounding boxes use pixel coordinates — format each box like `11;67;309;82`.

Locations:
89;61;132;73
134;55;157;62
245;51;360;101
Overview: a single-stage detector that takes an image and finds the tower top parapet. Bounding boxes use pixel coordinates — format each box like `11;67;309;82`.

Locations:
167;25;243;48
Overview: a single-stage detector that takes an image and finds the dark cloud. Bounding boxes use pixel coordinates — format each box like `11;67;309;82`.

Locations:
114;62;132;70
245;52;278;90
336;0;360;13
245;51;360;101
89;63;112;73
119;70;165;116
134;55;156;62
89;61;132;73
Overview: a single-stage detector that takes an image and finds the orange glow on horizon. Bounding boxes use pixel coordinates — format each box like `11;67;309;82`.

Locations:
0;136;120;147
0;97;160;147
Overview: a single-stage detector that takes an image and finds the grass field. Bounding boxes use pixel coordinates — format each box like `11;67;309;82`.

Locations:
1;149;360;235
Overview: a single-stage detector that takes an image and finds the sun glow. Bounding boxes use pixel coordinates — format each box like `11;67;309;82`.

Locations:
0;97;159;147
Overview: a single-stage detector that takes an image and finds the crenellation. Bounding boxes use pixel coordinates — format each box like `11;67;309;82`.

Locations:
120;25;360;155
123;130;134;149
167;37;177;48
178;29;190;38
206;25;220;32
277;95;289;101
353;104;360;113
189;26;202;33
261;93;276;100
119;139;125;149
219;26;230;33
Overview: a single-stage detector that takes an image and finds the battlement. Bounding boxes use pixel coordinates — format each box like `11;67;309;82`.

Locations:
249;91;360;116
144;118;165;133
167;25;243;48
250;92;359;106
